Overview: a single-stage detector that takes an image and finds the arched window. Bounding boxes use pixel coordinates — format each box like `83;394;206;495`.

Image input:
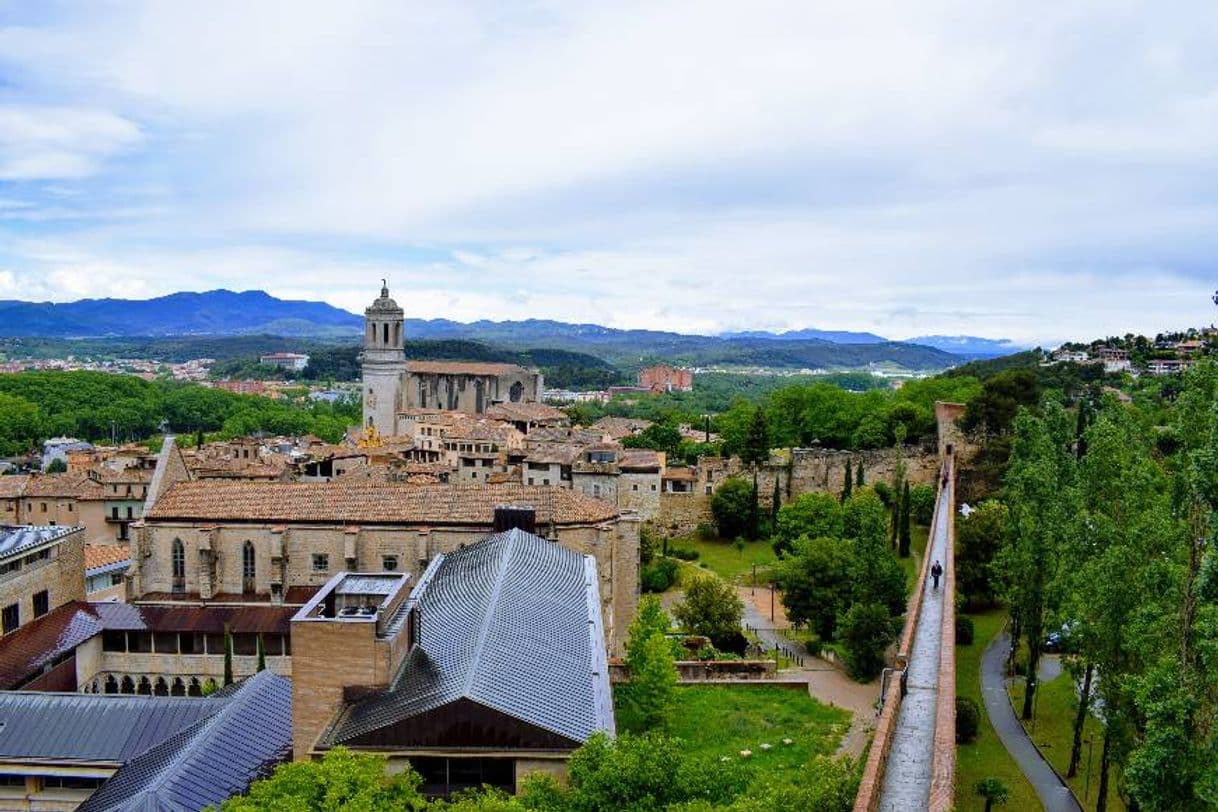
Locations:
242;541;256;593
172;539;185;593
509;381;524;403
104;675;118;694
120;676;135;694
383;323;389;344
171;678;186;696
187;678;202;697
153;677;169;696
137;677;151;696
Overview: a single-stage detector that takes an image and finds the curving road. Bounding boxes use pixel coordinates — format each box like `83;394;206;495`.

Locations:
981;631;1082;812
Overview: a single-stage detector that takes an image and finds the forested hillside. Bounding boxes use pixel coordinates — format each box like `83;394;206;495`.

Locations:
0;372;357;455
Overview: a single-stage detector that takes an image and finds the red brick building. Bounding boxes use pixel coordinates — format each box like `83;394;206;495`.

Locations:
637;364;693;392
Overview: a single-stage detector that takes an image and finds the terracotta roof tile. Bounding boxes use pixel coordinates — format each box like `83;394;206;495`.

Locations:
0;476;30;499
84;544;131;572
407;360;533;377
146;481;618;526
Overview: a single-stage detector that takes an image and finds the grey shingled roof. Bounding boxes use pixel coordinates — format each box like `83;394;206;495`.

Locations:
78;670;292;812
0;693;219;762
0;525;80;561
326;527;614;748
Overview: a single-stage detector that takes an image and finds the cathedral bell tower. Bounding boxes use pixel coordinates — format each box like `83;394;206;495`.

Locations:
360;280;407;434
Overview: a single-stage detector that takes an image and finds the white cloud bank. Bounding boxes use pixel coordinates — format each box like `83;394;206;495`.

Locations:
1;0;1217;344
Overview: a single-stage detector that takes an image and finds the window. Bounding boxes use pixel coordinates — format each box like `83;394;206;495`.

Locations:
32;590;48;619
312;553;329;572
1;604;18;634
632;484;639;491
126;506;133;519
242;540;256;592
592;484;601;498
43;776;104;790
382;555;398;572
171;539;185;593
110;571;123;587
102;630;126;652
40;502;46;513
111;507;119;520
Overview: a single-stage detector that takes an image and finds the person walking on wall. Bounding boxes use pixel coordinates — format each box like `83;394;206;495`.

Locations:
930;560;943;591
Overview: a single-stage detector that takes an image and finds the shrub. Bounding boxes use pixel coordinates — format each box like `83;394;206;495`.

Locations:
908;483;936;525
641;558;679;593
956;615;975;646
956;697;980;743
673;576;745;650
667;546;700;561
838;602;895;680
872;480;892;507
640;525;660;564
695;521;716;541
711;478;755;539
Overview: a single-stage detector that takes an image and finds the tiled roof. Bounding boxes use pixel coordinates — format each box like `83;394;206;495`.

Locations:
325;528;614;749
486;402;569;422
84;544;131;575
589;416;652;438
620;449;663;471
406;360;533;377
21;472;94;498
0;475;30;499
77;671;292;812
146;481;618;526
0;692;219;763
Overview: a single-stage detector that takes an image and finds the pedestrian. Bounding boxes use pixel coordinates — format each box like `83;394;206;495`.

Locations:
930;560;943;591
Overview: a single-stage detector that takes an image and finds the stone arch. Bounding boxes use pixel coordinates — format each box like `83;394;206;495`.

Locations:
120;676;135;694
509;381;524;402
137;676;151;696
188;677;202;697
104;675;118;694
153;677;169;696
170;677;186;696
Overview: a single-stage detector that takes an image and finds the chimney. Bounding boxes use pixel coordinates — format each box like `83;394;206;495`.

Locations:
493;504;536;534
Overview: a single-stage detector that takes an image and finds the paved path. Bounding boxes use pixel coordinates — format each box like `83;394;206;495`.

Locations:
981;631;1082;812
876;484;951;810
737;587;878;757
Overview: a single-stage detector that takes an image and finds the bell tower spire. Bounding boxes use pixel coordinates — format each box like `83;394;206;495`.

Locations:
360;281;407;433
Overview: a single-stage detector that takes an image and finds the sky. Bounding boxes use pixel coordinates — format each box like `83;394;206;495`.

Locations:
2;1;1218;345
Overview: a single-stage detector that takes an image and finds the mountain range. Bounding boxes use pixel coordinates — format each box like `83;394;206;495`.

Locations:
0;290;1022;368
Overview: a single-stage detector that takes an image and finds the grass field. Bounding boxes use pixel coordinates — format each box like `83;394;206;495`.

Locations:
955;609;1039;811
1009;665;1123;810
674;536;778;584
616;683;850;788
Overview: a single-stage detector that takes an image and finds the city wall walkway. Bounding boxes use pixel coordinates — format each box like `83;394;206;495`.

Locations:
854;457;957;812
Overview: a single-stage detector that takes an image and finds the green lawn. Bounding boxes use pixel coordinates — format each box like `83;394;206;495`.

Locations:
674;536;778;584
1009;666;1124;810
955;609;1039;811
616;684;850;789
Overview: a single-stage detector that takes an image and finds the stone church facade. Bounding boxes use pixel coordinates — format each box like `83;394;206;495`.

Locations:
360;282;543;433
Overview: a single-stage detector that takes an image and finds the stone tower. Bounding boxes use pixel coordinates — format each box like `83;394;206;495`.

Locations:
360;280;406;432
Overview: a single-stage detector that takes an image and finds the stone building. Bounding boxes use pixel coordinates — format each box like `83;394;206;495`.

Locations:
638;364;694;392
293;528;614;792
359;282;543;431
0;525;85;636
134;479;639;652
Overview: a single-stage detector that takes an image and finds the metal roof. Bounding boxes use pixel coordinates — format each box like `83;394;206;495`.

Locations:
0;693;219;763
334;574;404;596
0;525;81;561
78;671;292;812
325;527;614;749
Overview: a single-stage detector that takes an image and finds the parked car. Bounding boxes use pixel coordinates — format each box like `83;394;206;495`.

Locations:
1044;621;1077;653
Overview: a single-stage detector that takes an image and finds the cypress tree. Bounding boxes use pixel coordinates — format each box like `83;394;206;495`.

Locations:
223;624;234;686
856;459;865;486
898;481;912;557
256;634;266;673
842;463;853;501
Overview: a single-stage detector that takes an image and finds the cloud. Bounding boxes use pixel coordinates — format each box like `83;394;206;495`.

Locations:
0;106;141;180
1;1;1217;343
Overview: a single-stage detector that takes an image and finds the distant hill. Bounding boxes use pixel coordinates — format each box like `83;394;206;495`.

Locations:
0;290;362;338
906;335;1023;358
0;291;988;371
720;328;888;344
